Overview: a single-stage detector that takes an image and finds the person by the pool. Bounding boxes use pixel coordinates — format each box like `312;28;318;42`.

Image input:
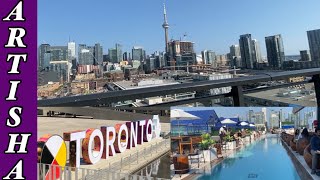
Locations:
219;126;226;143
310;129;320;175
294;129;300;140
299;127;310;140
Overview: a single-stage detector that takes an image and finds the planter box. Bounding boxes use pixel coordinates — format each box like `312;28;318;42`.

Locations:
202;149;217;162
245;136;250;143
226;141;236;150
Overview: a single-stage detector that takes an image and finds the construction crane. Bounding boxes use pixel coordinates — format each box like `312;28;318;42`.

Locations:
49;61;72;83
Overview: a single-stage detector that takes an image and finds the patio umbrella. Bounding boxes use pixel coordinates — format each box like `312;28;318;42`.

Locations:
240;121;249;126
249;124;256;129
171;109;200;136
221;118;237;129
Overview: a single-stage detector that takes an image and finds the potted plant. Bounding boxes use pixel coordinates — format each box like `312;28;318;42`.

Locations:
199;133;216;162
244;130;251;143
224;132;236;150
250;130;255;141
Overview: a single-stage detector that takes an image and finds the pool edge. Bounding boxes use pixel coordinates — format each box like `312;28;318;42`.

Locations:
281;138;314;180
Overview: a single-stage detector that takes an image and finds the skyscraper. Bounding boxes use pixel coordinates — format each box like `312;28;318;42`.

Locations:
38;44;51;69
108;48;118;63
108;44;122;63
116;44;122;63
230;45;241;57
254;112;265;125
248;110;254;123
262;107;268;129
78;44;94;65
270;111;280;128
265;34;285;69
123;52;130;61
229;45;241;67
201;50;216;65
132;46;145;62
307;29;320;62
159;52;166;67
300;50;311;61
67;42;76;72
94;43;103;65
168;40;196;67
252;39;262;63
146;57;156;73
215;54;228;66
239;34;255;69
46;46;69;81
67;41;76;59
43;51;51;69
50;46;68;61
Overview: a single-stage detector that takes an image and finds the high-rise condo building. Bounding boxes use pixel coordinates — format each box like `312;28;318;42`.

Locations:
252;39;262;63
67;41;76;59
307;29;320;62
229;45;241;67
94;43;103;65
239;34;255;69
132;46;145;62
265;34;285;69
300;50;311;61
201;50;216;65
78;44;94;65
38;44;51;69
168;40;196;67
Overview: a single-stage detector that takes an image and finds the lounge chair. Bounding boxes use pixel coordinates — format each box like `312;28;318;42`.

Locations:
286;134;294;145
188;149;203;168
290;140;297;151
303;144;320;169
297;138;310;155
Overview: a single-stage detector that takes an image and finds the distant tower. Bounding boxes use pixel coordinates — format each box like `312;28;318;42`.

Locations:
162;3;170;53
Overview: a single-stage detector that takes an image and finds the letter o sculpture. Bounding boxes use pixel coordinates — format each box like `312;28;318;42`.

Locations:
82;128;104;164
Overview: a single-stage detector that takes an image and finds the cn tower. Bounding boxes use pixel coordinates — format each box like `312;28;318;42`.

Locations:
162;3;169;53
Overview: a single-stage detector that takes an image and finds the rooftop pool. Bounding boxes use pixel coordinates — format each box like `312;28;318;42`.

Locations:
199;134;300;180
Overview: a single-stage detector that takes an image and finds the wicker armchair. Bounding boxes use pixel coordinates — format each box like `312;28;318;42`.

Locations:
286;134;294;145
303;144;320;169
290;140;297;151
297;138;310;155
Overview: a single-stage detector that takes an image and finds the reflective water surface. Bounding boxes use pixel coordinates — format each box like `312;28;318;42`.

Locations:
199;135;300;180
133;153;171;179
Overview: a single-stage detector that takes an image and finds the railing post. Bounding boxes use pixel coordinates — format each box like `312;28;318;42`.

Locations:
313;74;320;130
231;85;244;106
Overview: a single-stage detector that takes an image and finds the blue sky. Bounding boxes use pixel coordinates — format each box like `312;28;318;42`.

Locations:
38;0;320;56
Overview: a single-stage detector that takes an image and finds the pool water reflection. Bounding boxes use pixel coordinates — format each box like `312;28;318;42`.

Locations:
199;134;300;180
133;153;171;179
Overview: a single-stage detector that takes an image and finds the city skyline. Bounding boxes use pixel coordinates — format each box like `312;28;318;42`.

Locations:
38;0;320;55
174;107;292;120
